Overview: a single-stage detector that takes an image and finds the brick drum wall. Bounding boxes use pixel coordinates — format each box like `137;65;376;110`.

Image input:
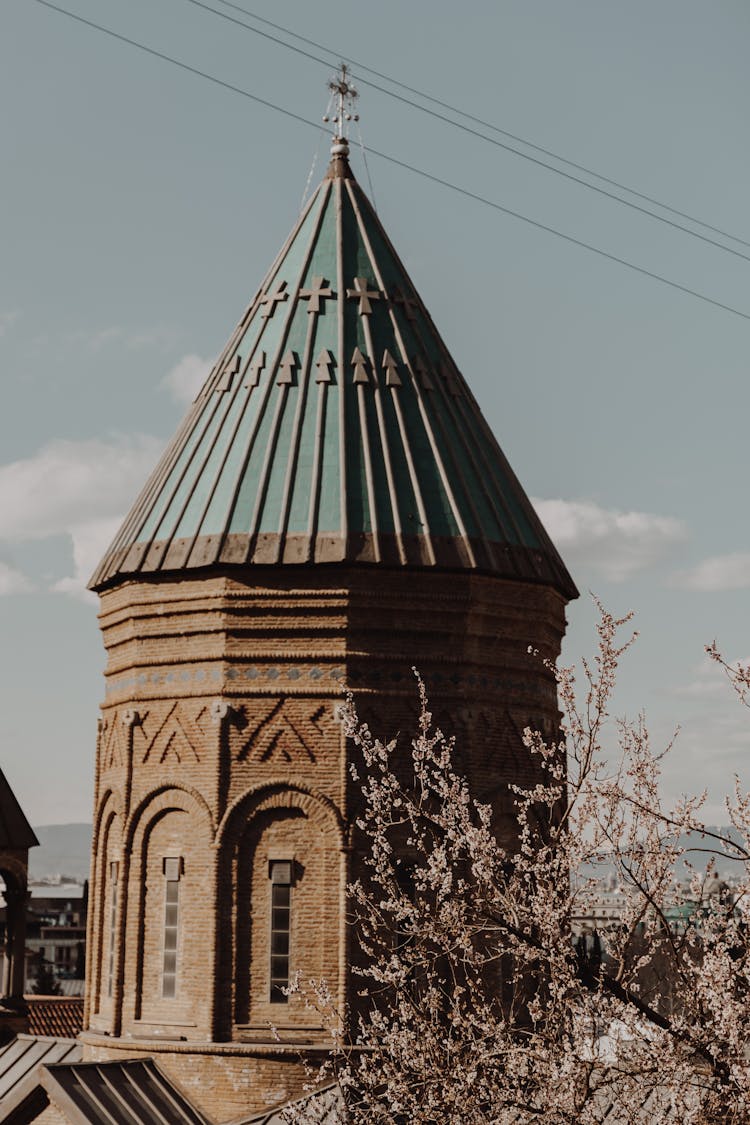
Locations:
83;566;567;1118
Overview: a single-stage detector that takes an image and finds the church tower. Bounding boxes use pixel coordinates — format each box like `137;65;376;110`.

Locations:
82;82;576;1119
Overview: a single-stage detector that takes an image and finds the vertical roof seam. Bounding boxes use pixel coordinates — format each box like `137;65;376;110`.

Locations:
335;179;348;548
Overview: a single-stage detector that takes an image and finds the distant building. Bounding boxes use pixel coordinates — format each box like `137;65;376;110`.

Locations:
23;884;87;995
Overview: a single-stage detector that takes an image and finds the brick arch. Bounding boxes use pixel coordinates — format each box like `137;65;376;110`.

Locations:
92;787;123;856
0;854;29;1003
124;783;216;854
214;782;346;1038
0;855;28;893
120;785;217;1035
217;780;345;852
87;791;124;1024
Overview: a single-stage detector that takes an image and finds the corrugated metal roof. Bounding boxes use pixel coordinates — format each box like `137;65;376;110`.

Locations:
41;1057;212;1124
229;1083;340;1124
90;146;576;601
0;1035;81;1103
0;771;38;852
228;1077;699;1124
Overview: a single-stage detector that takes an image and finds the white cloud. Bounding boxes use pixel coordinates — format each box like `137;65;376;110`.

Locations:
127;325;182;351
674;654;750;701
161;354;211;405
64;326;121;352
51;518;124;604
0;561;34;596
0;435;164;598
675;552;750;592
533;498;687;582
63;323;181;353
0;311;20;338
0;435;162;542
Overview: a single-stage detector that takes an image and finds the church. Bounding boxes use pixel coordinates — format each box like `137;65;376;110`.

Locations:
0;76;575;1122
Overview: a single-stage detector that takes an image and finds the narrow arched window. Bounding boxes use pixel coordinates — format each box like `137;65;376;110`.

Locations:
107;861;118;998
162;857;183;998
269;860;292;1003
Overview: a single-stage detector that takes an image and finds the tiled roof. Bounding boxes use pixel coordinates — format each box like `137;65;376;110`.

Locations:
25;998;83;1040
90;144;576;601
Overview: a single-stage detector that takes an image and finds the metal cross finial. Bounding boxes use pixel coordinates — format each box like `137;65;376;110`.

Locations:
323;63;359;144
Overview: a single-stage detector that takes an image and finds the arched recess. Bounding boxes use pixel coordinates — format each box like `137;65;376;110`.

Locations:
0;855;29;1001
87;789;123;1027
216;783;346;1038
120;785;215;1039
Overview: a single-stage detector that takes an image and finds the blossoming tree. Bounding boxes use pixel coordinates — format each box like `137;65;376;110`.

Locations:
288;606;750;1124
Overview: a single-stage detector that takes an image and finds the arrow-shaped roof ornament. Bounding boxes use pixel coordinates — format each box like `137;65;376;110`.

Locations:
413;355;434;391
245;351;265;388
440;360;462;397
382;349;401;387
315;349;335;383
216;354;240;393
351;347;370;384
277;351;298;386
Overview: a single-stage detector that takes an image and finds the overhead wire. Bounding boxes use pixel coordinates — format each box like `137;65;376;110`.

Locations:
29;0;750;325
209;0;750;253
181;0;750;265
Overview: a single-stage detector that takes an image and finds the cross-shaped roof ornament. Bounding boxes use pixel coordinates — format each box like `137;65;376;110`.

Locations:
392;286;420;323
347;276;382;315
300;276;334;314
260;281;288;319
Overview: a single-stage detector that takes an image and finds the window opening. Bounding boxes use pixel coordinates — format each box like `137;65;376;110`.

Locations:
162;857;183;999
107;861;118;998
269;860;292;1003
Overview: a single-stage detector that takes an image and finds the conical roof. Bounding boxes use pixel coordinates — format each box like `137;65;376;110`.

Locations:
90;145;576;600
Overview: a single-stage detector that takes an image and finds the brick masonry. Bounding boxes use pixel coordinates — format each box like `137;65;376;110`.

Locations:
82;566;568;1118
34;1105;68;1124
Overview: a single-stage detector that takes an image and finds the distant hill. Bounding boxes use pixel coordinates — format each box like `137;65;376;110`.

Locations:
23;823;747;886
29;823;92;883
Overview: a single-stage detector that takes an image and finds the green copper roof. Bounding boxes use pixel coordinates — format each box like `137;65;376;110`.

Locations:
90;147;576;599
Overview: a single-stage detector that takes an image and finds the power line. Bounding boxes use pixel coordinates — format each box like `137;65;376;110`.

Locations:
31;0;325;137
210;0;750;253
364;146;750;324
29;0;750;325
184;0;750;266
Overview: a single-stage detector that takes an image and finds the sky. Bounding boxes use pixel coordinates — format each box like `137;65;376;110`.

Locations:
2;0;750;825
